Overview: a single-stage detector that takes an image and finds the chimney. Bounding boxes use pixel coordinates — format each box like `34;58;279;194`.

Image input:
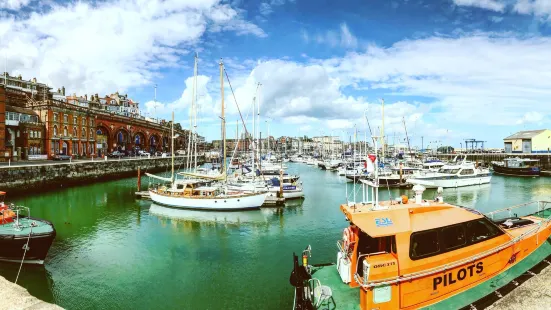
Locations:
84;94;87;100
62;86;65;96
32;77;36;83
57;88;61;93
18;74;22;80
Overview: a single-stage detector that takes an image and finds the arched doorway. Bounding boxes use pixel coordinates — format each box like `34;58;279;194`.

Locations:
149;134;160;154
96;125;110;157
134;132;146;152
115;129;129;152
62;141;68;155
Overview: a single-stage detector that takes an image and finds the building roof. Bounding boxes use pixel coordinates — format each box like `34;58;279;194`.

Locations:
504;129;547;140
5;105;38;116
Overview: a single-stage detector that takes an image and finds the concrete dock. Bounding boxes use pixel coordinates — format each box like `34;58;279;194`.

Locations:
0;276;62;310
487;262;551;310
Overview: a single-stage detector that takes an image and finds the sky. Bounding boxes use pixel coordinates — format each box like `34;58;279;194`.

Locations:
1;0;551;148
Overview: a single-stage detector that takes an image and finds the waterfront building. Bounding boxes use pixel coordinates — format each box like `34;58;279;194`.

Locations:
1;74;197;161
503;129;551;153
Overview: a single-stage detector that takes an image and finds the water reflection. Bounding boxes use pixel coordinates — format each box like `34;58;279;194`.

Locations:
149;203;274;226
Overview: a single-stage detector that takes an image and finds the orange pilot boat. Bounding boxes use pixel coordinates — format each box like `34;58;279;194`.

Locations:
289;167;551;310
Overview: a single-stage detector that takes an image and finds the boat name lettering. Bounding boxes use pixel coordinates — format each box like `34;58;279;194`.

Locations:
375;218;393;227
283;186;296;190
373;261;396;268
432;262;483;290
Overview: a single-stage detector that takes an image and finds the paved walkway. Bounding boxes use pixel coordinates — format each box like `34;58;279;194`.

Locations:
0;276;62;310
488;262;551;310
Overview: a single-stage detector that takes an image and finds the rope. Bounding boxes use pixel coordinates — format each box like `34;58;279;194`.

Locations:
15;222;33;284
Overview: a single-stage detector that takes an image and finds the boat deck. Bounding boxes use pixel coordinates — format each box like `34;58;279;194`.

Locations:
310;264;358;310
0;218;53;236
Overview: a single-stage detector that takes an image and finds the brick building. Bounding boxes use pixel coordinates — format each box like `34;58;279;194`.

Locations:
1;74;194;161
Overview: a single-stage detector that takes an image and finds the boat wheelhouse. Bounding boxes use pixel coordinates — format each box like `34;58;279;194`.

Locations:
492;158;540;177
289;182;551;310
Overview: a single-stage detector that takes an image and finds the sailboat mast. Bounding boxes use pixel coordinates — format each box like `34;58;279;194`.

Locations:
403;116;412;156
193;53;198;172
220;60;227;181
171;111;175;183
381;99;385;159
257;83;261;164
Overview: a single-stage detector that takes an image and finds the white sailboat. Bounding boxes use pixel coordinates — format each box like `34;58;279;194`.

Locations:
147;60;267;210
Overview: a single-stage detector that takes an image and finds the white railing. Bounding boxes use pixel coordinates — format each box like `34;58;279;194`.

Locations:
28;155;48;160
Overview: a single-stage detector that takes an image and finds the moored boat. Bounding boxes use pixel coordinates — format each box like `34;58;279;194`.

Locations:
407;156;491;188
289;181;551;309
492;158;540;177
0;192;56;264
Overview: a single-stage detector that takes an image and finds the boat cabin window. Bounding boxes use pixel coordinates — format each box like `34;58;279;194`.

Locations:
442;224;466;250
439;168;460;174
411;230;439;259
176;184;184;190
460;169;474;175
410;218;504;260
466;219;502;244
356;230;397;277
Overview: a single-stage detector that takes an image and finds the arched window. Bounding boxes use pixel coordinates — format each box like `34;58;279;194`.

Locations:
63;126;68;136
82;127;86;138
53;125;58;137
90;128;94;138
73;127;77;137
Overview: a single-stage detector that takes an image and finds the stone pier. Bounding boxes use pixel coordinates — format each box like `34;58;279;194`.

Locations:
0;156;204;196
0;276;62;310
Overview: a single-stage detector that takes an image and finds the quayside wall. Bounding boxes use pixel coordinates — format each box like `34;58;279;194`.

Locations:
435;154;551;170
0;156;204;196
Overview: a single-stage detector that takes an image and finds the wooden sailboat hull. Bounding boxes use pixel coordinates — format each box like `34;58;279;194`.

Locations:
149;190;267;210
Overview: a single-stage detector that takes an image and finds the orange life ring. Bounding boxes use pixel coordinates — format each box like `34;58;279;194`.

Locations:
342;227;356;252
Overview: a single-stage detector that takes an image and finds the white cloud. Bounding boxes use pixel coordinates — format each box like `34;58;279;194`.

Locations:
0;0;264;96
514;0;551;19
259;3;273;16
0;0;30;10
453;0;506;12
304;22;359;49
516;111;545;125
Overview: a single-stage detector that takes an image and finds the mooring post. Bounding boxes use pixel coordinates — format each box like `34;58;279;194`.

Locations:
138;167;141;191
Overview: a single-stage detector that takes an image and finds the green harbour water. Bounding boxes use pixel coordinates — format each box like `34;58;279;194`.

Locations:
1;163;551;309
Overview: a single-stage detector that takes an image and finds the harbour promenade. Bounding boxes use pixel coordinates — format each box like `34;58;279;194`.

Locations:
0;155;204;196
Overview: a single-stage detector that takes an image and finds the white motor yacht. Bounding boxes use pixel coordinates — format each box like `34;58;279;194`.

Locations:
407;156;491;188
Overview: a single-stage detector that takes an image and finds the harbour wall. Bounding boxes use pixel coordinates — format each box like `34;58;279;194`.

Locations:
435;154;551;170
0;156;204;196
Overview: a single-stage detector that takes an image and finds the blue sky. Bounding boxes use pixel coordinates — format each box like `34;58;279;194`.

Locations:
2;0;551;148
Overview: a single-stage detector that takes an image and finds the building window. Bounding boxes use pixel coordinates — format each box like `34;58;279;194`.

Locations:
73;142;78;155
63;126;68;136
82;127;86;138
64;114;68;123
73;127;77;137
73;116;77;124
90;128;94;139
38;131;41;138
53;113;58;122
82;118;86;126
53;126;58;137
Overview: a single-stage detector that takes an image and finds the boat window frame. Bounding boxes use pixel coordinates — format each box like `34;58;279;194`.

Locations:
409;218;504;261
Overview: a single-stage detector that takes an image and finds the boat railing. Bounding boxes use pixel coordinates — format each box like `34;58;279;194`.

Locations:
354;204;551;289
336;240;357;259
485;201;551;221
